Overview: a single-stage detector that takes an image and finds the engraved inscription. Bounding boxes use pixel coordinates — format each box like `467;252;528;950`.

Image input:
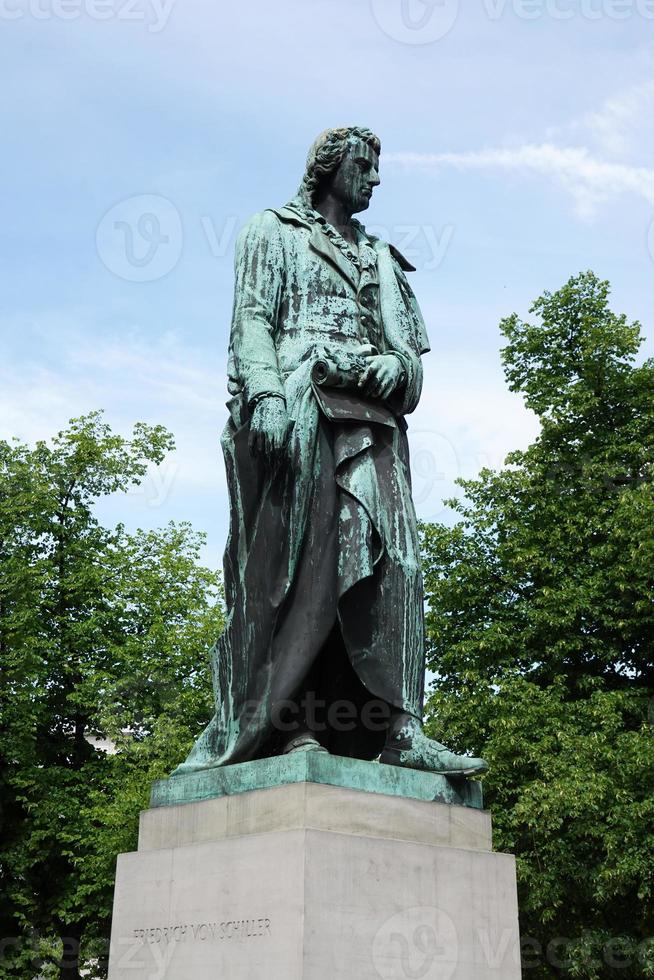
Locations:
132;918;272;945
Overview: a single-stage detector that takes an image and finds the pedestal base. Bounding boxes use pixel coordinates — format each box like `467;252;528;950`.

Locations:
108;769;521;979
149;751;484;809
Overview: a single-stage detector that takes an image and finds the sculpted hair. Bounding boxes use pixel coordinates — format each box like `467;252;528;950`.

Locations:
297;126;381;206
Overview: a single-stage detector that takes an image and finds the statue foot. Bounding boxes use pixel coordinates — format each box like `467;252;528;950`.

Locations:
283;734;328;755
380;716;488;776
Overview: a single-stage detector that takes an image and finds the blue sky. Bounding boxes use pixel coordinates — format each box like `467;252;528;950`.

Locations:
2;0;654;569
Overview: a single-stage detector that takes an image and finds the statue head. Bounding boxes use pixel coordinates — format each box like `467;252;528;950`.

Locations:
297;126;381;214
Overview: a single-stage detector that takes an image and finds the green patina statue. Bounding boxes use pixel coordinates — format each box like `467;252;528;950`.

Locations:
175;127;487;778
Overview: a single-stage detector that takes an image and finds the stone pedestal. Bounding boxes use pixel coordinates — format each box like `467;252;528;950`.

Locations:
107;757;522;979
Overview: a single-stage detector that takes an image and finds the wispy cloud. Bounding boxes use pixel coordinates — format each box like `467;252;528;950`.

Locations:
69;334;225;414
1;316;539;527
581;81;654;158
0;322;227;500
410;356;539;521
386;143;654;219
386;80;654;220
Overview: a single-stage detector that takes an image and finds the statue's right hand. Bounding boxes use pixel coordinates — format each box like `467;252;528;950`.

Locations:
248;396;293;464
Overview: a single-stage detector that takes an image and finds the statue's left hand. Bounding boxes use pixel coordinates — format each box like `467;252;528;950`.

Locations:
249;396;293;465
358;354;404;400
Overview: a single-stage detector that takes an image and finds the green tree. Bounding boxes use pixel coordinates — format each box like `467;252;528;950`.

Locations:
422;272;654;978
0;412;222;979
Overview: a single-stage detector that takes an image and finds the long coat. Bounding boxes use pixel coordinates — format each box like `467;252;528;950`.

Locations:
175;203;431;773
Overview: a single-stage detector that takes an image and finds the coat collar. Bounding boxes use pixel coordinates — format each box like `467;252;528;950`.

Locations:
307;224;360;291
268;204;362;291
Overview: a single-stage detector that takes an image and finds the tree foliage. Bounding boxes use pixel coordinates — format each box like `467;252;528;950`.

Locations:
0;412;221;979
422;272;654;978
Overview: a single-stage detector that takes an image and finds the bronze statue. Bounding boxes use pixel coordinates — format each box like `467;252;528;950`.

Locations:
175;127;487;777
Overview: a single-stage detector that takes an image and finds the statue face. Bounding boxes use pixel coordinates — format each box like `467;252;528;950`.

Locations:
327;139;380;215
